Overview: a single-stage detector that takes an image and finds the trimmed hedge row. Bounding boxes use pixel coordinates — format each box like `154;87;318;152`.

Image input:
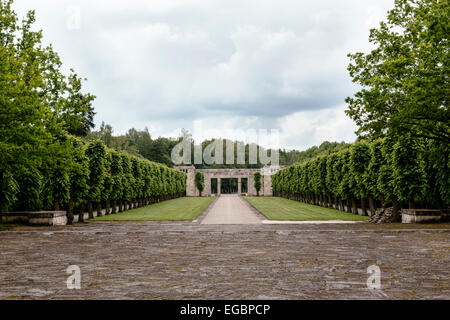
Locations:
1;137;186;224
272;136;449;219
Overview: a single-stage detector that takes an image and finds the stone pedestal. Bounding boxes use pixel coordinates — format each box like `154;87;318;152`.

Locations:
2;211;68;226
402;209;443;224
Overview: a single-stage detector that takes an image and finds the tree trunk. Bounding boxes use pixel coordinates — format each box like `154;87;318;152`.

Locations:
346;199;352;213
54;199;60;211
339;197;344;211
408;199;415;209
351;198;357;215
67;199;74;225
111;200;116;214
361;197;367;216
105;199;110;215
392;197;400;222
368;196;376;217
97;202;103;217
118;200;123;212
88;201;94;219
79;204;85;223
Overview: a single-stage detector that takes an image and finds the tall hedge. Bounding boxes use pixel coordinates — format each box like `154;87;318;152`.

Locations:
1;139;187;218
272;137;449;218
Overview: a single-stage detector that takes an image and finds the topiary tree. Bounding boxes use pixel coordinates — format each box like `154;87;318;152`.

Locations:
120;153;133;211
0;171;19;213
195;172;205;197
85;140;107;218
13;168;43;211
392;134;427;209
110;151;124;213
350;141;371;215
377;137;399;219
365;139;384;214
326;153;339;209
102;151;113;215
68;137;90;223
131;157;142;208
254;172;262;197
424;139;450;209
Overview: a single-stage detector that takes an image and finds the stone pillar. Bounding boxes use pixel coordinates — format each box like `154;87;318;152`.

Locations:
204;176;212;196
248;174;255;196
218;178;221;195
238;177;242;195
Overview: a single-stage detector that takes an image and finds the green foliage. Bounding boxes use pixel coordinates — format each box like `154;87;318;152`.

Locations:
346;0;449;143
350;141;371;198
377;138;396;204
0;0;186;213
272;137;448;209
392;134;427;204
364;139;384;199
194;172;205;196
13;168;42;211
68;137;90;207
254;172;262;195
297;141;351;164
101;151;113;202
0;171;19;212
110;151;124;201
85;140;108;203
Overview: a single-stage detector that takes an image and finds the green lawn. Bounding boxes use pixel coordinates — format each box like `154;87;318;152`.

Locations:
93;197;214;221
0;225;13;231
245;197;369;221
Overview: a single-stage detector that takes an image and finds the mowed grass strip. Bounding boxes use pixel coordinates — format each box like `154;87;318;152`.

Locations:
245;197;369;221
93;197;214;221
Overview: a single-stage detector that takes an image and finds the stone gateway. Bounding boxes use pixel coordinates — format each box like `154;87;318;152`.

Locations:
175;166;282;197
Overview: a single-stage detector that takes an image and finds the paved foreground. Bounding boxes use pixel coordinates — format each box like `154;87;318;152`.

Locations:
201;195;263;225
0;222;449;300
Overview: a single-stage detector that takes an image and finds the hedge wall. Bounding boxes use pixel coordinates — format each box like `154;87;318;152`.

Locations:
1;137;186;224
272;136;449;219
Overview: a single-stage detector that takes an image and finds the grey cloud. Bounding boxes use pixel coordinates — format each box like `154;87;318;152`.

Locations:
13;0;395;146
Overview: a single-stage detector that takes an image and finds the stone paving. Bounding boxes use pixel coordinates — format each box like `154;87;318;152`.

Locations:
201;195;263;225
0;222;449;300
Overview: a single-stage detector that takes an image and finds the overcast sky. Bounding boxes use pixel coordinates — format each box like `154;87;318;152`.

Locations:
14;0;395;150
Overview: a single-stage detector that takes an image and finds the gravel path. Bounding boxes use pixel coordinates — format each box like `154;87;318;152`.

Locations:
200;195;263;225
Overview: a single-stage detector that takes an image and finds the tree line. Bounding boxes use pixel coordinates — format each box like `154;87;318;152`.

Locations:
272;136;449;220
273;0;449;218
87;124;308;168
0;1;186;220
1;137;186;223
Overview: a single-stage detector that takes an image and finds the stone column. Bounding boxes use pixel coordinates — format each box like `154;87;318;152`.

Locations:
218;178;221;195
248;174;255;196
238;177;242;195
204;176;212;196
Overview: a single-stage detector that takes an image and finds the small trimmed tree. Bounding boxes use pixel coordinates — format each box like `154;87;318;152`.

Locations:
392;134;427;209
254;172;262;197
85;140;107;218
195;172;205;197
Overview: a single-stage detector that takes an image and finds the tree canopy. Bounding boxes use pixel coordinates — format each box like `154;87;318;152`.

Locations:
346;0;449;143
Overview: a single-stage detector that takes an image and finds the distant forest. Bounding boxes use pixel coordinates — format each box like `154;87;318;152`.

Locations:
86;122;351;168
